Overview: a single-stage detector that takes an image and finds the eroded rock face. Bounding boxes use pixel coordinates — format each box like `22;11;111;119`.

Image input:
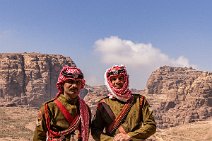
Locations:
0;53;76;107
145;66;212;128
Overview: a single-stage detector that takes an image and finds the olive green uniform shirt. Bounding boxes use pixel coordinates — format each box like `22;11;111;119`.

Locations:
91;94;156;141
33;94;90;141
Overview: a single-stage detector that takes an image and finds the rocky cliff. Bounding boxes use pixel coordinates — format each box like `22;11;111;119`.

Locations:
145;66;212;128
0;53;76;107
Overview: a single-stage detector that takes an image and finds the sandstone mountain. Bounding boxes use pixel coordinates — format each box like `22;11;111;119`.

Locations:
145;66;212;128
0;53;75;107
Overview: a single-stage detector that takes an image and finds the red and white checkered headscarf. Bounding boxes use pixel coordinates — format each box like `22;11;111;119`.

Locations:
105;65;132;102
56;66;85;96
55;66;89;141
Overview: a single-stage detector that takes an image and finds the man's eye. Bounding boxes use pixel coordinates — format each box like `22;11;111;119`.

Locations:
119;77;124;81
76;81;81;84
112;78;117;81
110;78;114;82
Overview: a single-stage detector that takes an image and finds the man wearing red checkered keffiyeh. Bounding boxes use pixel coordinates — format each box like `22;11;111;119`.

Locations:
56;66;86;97
33;66;90;141
91;65;156;141
104;65;132;102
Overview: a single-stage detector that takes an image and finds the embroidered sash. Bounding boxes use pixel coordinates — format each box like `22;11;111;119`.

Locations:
44;100;80;139
105;96;134;135
54;99;75;124
101;95;145;135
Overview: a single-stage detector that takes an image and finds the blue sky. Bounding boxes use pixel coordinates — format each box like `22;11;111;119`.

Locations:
0;0;212;89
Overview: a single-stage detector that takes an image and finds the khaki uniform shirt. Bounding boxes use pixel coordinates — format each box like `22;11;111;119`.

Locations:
33;94;90;141
91;94;156;141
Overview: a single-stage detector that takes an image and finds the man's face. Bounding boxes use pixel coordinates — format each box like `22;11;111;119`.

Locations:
63;79;82;99
110;75;125;89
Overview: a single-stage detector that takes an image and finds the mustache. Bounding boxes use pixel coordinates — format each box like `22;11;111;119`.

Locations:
69;87;79;91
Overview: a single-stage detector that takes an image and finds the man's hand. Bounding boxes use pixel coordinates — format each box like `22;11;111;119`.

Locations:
113;133;131;141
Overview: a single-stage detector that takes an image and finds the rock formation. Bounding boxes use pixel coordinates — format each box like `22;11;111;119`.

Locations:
0;53;75;107
145;66;212;128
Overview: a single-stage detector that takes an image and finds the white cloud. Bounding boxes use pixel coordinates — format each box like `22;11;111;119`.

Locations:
95;36;195;68
94;36;197;89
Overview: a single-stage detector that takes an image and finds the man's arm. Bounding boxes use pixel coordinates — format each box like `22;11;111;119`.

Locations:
33;106;47;141
127;97;156;140
91;104;114;141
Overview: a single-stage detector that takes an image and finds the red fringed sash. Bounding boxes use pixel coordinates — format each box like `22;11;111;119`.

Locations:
44;100;80;140
54;99;75;124
106;96;134;134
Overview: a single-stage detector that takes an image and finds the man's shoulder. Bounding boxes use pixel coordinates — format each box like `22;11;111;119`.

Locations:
132;94;147;104
98;96;109;103
39;98;56;109
132;93;144;98
36;98;55;116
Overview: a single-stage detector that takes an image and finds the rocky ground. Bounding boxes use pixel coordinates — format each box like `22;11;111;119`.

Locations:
149;119;212;141
0;107;211;141
0;107;37;141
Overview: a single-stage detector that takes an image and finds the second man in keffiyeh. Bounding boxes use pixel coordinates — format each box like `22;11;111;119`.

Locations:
91;65;156;141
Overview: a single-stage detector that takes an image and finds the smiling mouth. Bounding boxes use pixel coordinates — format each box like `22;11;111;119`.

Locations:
114;85;122;88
